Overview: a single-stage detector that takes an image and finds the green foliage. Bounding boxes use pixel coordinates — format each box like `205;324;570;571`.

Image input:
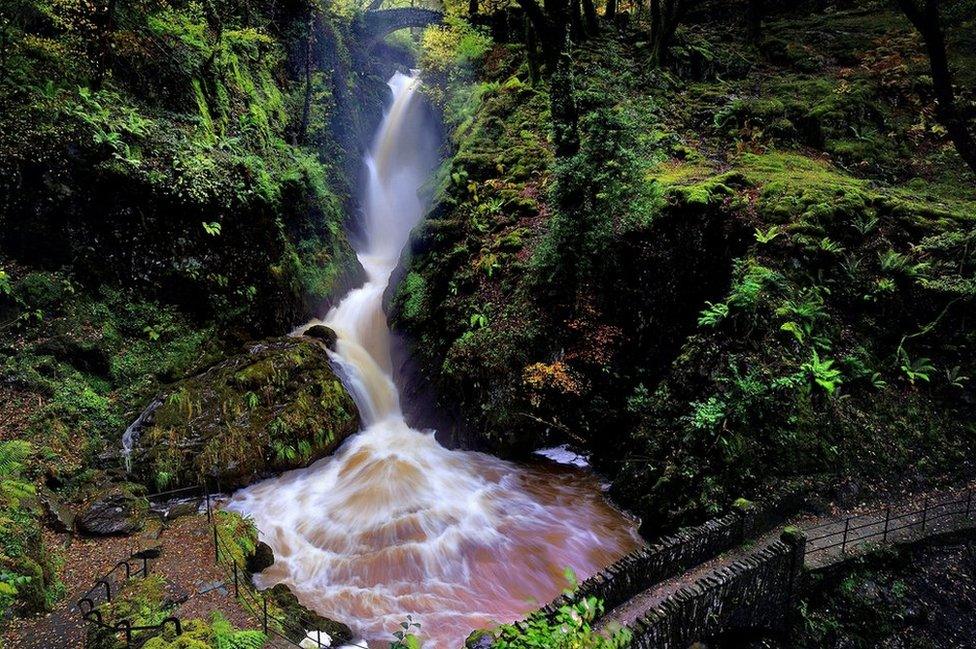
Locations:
420;17;493;123
487;594;631;649
0;440;59;618
802;350;844;394
141;612;265;649
390;616;423;649
896;348;935;386
754;225;782;244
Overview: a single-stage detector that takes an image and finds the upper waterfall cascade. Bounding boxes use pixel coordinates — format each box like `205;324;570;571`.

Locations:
226;72;641;648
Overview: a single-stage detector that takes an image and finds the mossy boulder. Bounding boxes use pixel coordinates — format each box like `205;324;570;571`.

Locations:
133;337;359;490
76;483;148;537
267;583;354;646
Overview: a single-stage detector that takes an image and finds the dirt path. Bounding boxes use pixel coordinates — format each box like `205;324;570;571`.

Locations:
800;486;975;569
2;513;259;649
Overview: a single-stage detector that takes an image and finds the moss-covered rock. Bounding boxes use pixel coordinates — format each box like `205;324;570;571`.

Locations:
267;583;354;646
133;337;358;490
76;483;148;537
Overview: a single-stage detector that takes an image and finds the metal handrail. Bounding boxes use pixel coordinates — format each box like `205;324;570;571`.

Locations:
805;486;975;556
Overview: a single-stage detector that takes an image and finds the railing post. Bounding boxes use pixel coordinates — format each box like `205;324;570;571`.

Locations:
882;505;891;543
921;497;929;534
213;525;219;564
142;555;149;577
263;595;269;634
233;562;239;598
98;579;112;603
841;517;851;553
206;483;212;524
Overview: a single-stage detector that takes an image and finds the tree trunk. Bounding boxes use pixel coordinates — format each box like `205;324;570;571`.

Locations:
569;0;584;42
518;0;567;69
525;22;541;85
747;0;763;42
897;0;976;175
93;0;117;89
605;0;617;21
649;0;686;67
582;0;599;35
550;30;579;157
469;0;479;16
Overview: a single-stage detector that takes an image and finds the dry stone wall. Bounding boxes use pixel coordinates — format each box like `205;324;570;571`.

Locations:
539;485;808;618
628;532;806;648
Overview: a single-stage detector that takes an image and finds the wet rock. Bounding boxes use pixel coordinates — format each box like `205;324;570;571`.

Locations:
196;580;228;596
269;583;353;646
246;541;275;574
133;337;359;490
164;582;191;607
153;499;199;521
304;325;338;351
38;488;74;534
77;486;146;536
465;630;494;649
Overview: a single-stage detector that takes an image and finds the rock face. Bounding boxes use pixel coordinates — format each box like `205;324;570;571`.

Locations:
246;541;275;574
268;583;354;646
133;337;359;490
77;486;146;536
303;325;339;351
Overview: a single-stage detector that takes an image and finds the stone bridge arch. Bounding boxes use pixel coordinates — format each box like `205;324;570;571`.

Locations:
360;8;444;42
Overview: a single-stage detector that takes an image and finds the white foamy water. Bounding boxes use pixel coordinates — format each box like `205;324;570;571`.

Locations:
227;72;641;648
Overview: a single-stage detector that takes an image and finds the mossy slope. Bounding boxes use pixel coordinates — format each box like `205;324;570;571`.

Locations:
393;4;976;531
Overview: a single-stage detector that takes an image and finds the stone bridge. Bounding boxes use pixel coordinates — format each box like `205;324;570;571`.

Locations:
360;8;444;42
511;484;976;649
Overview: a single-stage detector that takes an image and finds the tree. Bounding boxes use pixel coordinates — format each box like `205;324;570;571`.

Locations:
746;0;763;42
581;0;598;35
515;0;568;68
515;0;579;155
896;0;976;175
649;0;690;67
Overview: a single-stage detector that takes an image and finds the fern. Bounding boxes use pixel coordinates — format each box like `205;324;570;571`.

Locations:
754;225;782;244
819;237;845;254
0;441;30;478
802;350;843;394
897;348;935;385
698;301;729;327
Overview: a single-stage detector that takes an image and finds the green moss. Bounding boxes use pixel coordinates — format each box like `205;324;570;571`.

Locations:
138;338;358;488
141;612;265;649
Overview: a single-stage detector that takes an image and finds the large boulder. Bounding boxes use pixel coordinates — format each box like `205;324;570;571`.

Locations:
132;337;359;490
77;485;147;536
268;583;354;646
303;325;338;351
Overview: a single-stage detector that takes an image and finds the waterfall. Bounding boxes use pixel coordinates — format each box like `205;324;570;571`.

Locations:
226;73;640;648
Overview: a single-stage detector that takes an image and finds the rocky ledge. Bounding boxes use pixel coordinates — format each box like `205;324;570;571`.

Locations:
128;336;359;490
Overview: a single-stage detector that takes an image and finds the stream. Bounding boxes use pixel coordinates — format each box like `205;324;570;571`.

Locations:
225;72;641;648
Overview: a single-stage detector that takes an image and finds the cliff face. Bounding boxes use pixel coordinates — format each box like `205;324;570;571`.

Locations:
0;0;394;336
391;5;976;529
0;0;390;616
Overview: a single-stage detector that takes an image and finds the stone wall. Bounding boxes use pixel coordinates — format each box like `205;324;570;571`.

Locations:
539;484;808;617
629;532;807;649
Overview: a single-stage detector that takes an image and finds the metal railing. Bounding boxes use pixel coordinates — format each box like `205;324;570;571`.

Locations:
804;485;975;558
76;482;335;649
211;514;337;648
76;551;182;648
